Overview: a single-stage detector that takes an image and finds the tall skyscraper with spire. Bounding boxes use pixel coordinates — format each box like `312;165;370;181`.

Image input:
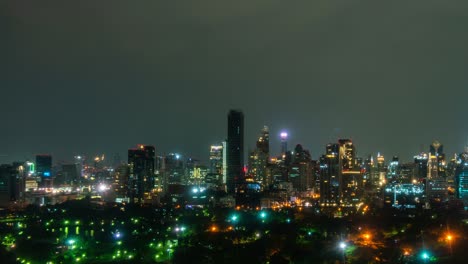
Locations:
227;110;244;194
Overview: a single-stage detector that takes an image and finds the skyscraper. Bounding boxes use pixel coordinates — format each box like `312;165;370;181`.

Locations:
227;110;244;194
128;145;155;203
248;126;270;188
338;139;362;205
319;143;340;206
257;126;270;154
36;154;52;188
320;139;363;206
209;145;224;175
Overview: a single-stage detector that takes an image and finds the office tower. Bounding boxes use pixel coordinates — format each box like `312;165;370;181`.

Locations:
222;141;227;185
0;165;16;205
399;163;416;183
387;156;399;180
338;139;363;205
319;143;340;206
36;154;52;188
73;156;84;179
0;162;28;205
257;126;270;154
209;145;225;177
456;159;468;208
165;153;185;184
414;153;428;179
376;153;386;184
128;145;155;203
58;164;79;186
248;126;270;188
227;110;244;194
289;144;314;191
113;164;129;198
428;140;446;178
363;155;379;187
426;141;448;203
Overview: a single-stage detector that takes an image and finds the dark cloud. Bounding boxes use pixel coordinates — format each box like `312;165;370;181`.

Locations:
2;0;468;163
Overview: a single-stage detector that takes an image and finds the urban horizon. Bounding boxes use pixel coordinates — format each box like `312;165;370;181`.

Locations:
1;110;465;166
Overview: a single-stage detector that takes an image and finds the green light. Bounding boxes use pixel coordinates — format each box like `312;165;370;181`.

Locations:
230;214;239;222
421;251;430;260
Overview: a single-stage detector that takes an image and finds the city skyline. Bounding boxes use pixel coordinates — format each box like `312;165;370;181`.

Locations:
0;115;466;165
3;1;468;164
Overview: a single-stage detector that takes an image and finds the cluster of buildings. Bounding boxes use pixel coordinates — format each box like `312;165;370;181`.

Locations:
1;110;467;213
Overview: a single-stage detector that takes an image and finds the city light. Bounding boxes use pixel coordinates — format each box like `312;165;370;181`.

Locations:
446;234;453;241
280;132;288;139
339;242;347;250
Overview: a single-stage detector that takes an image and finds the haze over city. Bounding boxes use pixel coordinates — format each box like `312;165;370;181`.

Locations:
3;0;468;163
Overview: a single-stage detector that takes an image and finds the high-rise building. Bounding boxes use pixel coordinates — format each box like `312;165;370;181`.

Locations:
338;139;363;205
248;126;270;189
209;144;224;184
387;156;399;180
414;153;428;179
36;155;52;188
257;126;270;154
227;110;244;194
456;161;468;209
165;153;184;184
376;153;386;184
426;141;448;203
289;144;314;191
128;145;155;203
56;164;79;187
320;139;363;206
319;143;340;206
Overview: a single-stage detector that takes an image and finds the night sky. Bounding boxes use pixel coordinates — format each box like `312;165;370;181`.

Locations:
2;1;468;164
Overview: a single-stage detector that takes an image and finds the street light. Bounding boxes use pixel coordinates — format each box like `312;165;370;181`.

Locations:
339;242;347;264
446;234;453;256
420;250;431;263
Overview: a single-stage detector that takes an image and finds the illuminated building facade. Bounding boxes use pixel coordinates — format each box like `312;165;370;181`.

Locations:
128;145;155;203
227;110;244;194
426;141;448;203
456;163;468;208
387;156;399;180
248;126;270;189
338;139;363;205
319;143;340;206
209;144;224;185
384;183;424;209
